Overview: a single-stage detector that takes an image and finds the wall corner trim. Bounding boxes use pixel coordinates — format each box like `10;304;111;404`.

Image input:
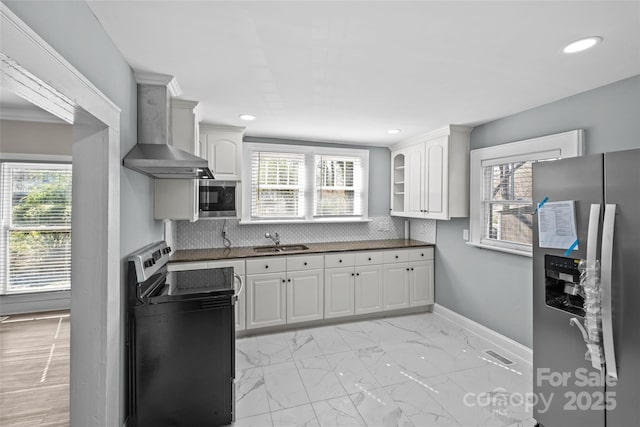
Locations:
434;303;532;366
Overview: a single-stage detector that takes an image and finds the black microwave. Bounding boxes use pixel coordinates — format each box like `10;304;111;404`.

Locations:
199;181;237;218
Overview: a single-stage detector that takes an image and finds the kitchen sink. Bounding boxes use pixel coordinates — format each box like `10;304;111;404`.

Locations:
253;244;310;253
278;244;309;252
253;246;282;253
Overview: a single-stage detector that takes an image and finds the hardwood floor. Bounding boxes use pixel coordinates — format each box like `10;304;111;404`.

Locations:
0;311;70;426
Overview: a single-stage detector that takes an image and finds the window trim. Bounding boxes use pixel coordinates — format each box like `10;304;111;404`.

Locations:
468;130;584;257
241;142;369;224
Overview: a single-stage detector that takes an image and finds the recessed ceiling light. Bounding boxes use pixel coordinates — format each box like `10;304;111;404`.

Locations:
563;36;602;54
387;129;401;134
239;114;256;121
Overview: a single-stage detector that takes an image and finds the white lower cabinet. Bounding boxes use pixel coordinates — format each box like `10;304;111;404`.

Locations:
382;263;410;310
354;265;383;315
287;269;324;324
324;267;355;318
170;246;433;332
246;272;287;329
409;260;434;307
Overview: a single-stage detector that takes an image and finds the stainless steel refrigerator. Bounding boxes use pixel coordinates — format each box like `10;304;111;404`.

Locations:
532;148;640;427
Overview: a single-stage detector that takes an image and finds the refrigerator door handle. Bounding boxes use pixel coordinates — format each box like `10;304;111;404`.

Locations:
601;203;618;380
586;204;601;263
569;317;589;343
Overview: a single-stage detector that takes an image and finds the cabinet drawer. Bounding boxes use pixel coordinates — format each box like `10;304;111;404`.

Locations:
246;257;286;274
325;252;355;269
207;259;245;274
167;261;208;272
408;247;433;262
383;250;409;264
287;254;324;271
354;251;383;266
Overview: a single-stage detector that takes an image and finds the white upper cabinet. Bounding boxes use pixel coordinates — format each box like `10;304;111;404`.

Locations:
390;125;471;220
170;99;200;154
200;124;245;181
155;99;201;221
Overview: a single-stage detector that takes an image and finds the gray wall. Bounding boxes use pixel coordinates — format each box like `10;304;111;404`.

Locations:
436;74;640;348
4;0;163;423
0;120;72;155
245;136;391;216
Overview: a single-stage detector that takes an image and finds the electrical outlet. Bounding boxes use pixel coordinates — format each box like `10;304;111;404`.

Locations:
462;229;469;241
378;217;390;232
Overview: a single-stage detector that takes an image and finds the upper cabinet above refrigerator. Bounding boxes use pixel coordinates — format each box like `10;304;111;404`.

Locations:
390;125;472;220
200;124;245;181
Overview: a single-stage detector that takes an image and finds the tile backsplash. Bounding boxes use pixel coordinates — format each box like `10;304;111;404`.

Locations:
176;216;436;250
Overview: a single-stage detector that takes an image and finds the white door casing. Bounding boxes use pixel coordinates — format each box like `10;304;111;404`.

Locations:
1;5;121;426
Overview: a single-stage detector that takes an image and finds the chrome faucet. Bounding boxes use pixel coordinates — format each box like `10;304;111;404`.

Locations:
265;232;280;246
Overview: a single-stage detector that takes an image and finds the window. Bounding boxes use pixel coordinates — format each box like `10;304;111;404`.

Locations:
314;155;363;217
251;151;305;218
243;143;369;222
469;130;583;256
1;162;72;294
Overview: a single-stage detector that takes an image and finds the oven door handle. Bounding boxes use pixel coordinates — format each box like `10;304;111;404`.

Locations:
233;273;244;302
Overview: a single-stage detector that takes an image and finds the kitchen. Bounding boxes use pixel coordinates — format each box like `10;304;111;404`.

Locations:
0;1;639;427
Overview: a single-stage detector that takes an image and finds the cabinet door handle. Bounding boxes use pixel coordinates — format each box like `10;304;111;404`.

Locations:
406;268;410;271
411;268;414;271
421;253;424;257
282;279;285;283
368;257;372;261
339;259;343;263
356;273;360;276
265;265;269;269
351;273;355;276
287;278;291;282
304;262;308;266
395;255;399;259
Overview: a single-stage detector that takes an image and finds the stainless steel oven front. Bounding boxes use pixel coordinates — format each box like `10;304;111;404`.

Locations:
199;180;237;218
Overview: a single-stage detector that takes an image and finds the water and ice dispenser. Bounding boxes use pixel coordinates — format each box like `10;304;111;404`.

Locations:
545;255;585;317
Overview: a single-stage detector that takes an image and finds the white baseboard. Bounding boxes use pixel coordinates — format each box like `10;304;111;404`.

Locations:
434;303;532;366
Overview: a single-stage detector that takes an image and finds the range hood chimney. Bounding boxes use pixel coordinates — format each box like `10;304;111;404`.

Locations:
123;73;214;179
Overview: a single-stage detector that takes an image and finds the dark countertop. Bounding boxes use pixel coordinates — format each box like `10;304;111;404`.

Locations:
169;239;434;263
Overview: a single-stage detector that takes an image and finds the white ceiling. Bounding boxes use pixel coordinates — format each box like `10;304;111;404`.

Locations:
87;1;640;146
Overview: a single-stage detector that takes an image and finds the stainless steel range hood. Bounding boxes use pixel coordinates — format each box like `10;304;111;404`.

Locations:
123;74;214;179
123;143;214;179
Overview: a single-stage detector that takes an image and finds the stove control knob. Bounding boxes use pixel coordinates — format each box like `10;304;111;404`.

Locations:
143;258;154;268
163;247;172;254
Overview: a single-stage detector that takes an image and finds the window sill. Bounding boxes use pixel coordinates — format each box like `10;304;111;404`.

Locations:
465;241;532;258
239;218;372;225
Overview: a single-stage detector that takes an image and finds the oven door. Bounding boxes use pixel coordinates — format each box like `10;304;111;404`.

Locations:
199;181;237;217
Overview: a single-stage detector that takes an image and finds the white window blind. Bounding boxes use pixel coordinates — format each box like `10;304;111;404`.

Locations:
481;161;534;250
314;155;363;217
1;162;72;294
250;151;305;218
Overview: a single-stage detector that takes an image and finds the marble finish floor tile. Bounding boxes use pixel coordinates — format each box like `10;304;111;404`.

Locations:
257;333;294;366
309;326;352;355
236;336;261;371
235;367;270;419
270;404;320;427
229;412;273;427
285;330;324;360
296;355;347;402
349;386;415;427
235;312;533;427
385;378;461;426
312;396;367;427
263;361;310;411
326;350;381;394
